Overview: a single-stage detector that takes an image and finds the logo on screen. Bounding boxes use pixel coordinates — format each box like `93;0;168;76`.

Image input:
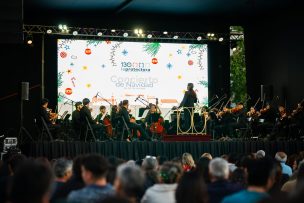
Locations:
111;76;158;89
120;62;151;72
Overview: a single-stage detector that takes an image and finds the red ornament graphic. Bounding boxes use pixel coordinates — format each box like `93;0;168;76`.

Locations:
65;88;72;95
60;52;67;58
188;60;193;65
152;58;158;64
85;48;91;55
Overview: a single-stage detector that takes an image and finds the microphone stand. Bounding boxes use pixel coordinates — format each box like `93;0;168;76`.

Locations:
135;96;150;108
60;94;76;114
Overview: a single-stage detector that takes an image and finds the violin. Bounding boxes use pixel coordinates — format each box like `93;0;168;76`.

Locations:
47;108;58;124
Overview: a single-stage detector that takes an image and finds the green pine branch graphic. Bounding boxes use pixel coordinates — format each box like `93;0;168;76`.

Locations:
143;43;161;57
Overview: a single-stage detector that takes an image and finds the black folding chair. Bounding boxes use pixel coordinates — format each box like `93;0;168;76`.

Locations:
85;116;96;142
40;116;54;141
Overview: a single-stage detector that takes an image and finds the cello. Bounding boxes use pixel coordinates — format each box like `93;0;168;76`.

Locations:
149;98;164;135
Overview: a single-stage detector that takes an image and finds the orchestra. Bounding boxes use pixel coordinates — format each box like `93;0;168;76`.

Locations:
39;91;304;142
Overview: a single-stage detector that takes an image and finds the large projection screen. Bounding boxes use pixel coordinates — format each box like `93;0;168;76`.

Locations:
57;39;208;119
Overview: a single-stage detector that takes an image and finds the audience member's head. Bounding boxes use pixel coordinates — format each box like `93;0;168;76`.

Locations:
142;156;158;171
159;161;183;184
256;150;266;159
176;171;208;203
182;153;195;171
231;168;247;187
72;155;84;180
275;152;288;163
286;154;299;171
9;160;54;203
157;156;168;166
7;154;26;176
81;154;109;185
53;158;73;182
115;163;145;202
247;158;276;191
196;157;211;183
201;153;213;160
209;158;229;181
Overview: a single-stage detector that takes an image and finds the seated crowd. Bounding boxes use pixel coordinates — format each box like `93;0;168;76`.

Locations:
1;150;304;203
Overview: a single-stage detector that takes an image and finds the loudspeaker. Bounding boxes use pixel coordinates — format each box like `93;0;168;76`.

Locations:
21;82;29;100
261;85;273;102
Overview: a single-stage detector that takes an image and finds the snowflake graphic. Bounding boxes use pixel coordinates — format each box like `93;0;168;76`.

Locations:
177;49;182;54
101;64;106;68
186;52;191;57
64;45;70;50
167;63;173;70
122;49;128;56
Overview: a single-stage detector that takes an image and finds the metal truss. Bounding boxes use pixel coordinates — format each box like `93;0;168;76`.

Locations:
23;24;244;42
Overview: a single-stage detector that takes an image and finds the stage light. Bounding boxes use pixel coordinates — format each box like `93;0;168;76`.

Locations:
59;24;69;33
111;29;116;32
134;29;139;34
97;32;103;36
46;29;52;34
219;37;224;42
211;33;215;37
72;31;78;36
232;47;237;51
138;29;143;34
147;34;152;38
163;31;168;35
123;32;128;37
207;33;211;37
26;34;33;45
58;24;63;29
197;36;202;41
173;35;179;39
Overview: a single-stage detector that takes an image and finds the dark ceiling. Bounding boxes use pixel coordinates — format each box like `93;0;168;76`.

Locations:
24;0;302;31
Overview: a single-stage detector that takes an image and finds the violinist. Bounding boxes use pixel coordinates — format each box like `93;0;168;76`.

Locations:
288;100;304;139
274;105;289;138
257;103;277;138
95;106;107;123
39;98;60;137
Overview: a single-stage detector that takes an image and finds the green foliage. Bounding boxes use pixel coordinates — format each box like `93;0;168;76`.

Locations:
143;43;161;57
230;38;247;103
199;80;208;88
86;40;103;47
58;72;64;88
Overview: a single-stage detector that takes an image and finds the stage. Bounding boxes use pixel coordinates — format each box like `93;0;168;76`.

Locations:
20;140;304;160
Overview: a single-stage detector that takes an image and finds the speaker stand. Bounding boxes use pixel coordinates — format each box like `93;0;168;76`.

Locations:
18;100;33;143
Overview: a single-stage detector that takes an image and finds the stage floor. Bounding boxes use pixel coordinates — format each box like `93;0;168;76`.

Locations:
20;140;304;160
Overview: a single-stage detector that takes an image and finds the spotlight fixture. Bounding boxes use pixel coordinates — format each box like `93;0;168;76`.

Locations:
26;34;33;45
134;29;139;34
111;29;116;32
72;31;78;36
138;29;143;34
97;32;103;36
210;33;215;37
134;28;144;37
219;37;224;42
147;34;152;39
46;29;52;34
207;33;211;37
163;31;168;35
123;32;128;37
58;24;69;33
173;35;179;39
197;36;202;41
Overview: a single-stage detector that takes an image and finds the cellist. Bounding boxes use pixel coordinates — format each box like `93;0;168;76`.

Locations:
144;102;164;138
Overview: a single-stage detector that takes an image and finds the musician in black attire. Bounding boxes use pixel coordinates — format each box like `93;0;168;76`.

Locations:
79;98;104;140
179;83;198;131
39;98;60;137
120;100;150;141
71;102;83;139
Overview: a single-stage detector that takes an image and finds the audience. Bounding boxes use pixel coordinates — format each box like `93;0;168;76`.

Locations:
9;159;54;203
222;158;276;203
175;171;208;203
141;156;159;190
275;152;292;177
67;154;114;203
51;155;85;202
141;161;182;203
181;153;196;172
51;158;73;196
114;163;146;203
3;150;304;203
207;158;243;203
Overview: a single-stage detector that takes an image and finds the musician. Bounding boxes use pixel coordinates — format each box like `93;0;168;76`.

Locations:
95;105;107;124
71;102;83;137
39;98;60;137
144;104;164;138
179;83;198;130
80;98;104;140
120;100;150;141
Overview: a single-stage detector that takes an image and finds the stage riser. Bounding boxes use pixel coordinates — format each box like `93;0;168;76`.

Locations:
21;141;304;160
